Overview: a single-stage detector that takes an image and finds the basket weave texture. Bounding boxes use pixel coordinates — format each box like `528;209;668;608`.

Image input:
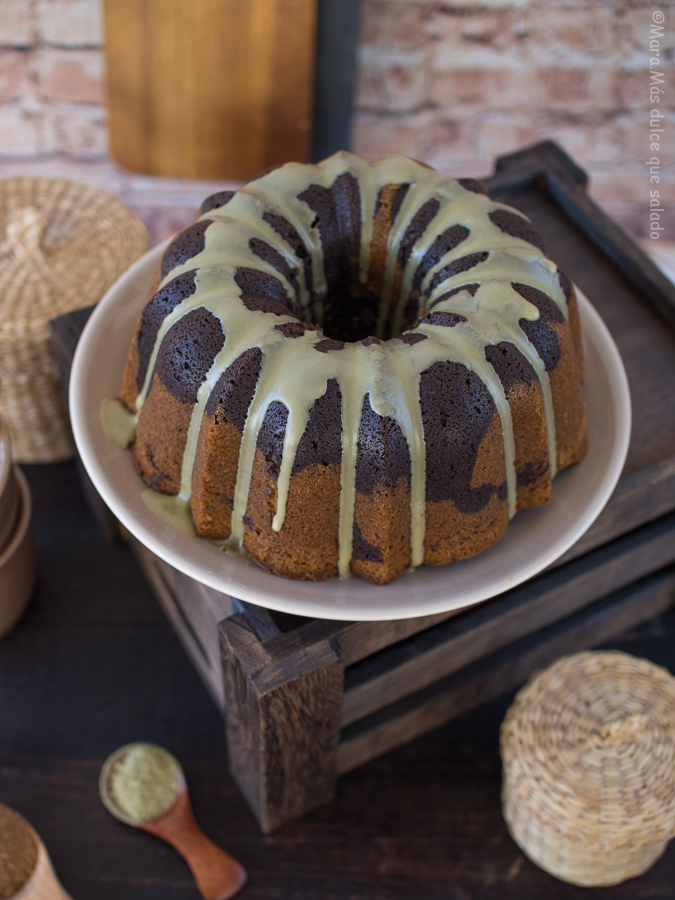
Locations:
501;650;675;887
0;176;148;462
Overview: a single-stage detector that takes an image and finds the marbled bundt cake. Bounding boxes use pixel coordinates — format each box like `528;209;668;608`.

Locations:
112;152;587;585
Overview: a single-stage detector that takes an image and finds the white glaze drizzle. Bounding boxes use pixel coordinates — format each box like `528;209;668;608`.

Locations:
125;152;570;576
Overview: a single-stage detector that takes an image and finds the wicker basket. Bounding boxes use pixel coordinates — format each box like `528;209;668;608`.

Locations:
0;177;148;462
501;650;675;887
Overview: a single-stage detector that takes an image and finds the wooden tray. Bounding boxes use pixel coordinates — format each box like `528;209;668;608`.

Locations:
50;141;675;833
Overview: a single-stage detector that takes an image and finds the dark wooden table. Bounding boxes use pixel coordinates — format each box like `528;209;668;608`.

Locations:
0;461;674;899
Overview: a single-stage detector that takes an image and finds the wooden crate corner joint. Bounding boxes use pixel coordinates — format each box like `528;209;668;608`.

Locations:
220;613;344;833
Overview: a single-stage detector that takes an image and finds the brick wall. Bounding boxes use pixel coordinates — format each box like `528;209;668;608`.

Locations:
0;0;105;157
0;0;672;241
354;0;675;239
0;0;230;244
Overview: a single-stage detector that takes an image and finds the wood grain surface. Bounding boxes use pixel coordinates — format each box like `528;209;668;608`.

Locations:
3;461;675;899
220;613;343;833
339;514;675;727
337;569;675;775
103;0;317;179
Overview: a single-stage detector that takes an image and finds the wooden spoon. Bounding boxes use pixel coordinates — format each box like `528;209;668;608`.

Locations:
99;743;247;900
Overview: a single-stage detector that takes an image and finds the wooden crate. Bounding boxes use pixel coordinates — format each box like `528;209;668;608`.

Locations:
132;527;675;832
51;141;675;833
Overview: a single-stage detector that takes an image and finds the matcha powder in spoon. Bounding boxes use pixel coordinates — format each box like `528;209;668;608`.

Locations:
108;744;180;823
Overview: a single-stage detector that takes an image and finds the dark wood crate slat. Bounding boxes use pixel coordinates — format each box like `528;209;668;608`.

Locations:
492;140;590;190
135;537;235;614
48;303;97;400
158;555;235;622
261;609;461;668
550;455;675;567
544;170;675;329
236;599;281;641
336;567;675;776
220;613;344;833
266;470;675;671
340;512;675;726
486;140;675;328
50;305;123;543
131;539;227;710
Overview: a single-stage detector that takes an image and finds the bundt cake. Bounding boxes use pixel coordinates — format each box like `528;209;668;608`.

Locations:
110;152;587;586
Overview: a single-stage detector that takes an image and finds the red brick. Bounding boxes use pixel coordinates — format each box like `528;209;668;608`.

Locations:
537;67;620;111
478;112;552;162
0;51;31;102
353;108;477;163
427;114;479;160
537;67;617;110
353;110;431;160
131;206;198;247
33;48;104;103
36;0;103;47
613;5;671;57
354;57;382;109
477;106;671;169
524;2;619;61
0;105;42;155
619;68;675;108
539;68;592;105
632;110;675;161
583;68;621;110
48;103;108;158
587;165;661;205
619;69;645;107
429;68;538;111
621;205;675;241
359;0;436;51
427;6;519;55
568;110;673;164
0;0;34;48
540;114;623;164
355;50;431;111
0;0;665;224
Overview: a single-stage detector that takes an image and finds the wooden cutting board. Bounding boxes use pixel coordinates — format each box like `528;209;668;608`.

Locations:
103;0;317;180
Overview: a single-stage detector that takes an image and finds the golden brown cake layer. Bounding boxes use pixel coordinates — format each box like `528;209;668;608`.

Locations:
115;152;588;585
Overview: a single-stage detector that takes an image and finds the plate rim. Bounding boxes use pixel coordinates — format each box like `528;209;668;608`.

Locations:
70;242;631;621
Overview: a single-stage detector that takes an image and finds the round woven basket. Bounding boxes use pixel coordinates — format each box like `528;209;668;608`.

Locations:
501;650;675;887
0;176;148;462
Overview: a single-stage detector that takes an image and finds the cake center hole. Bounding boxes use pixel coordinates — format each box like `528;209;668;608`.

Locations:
316;283;419;343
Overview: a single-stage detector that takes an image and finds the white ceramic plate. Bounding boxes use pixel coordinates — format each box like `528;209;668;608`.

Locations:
70;242;631;621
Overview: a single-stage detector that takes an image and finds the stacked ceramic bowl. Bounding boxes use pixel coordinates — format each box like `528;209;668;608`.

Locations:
0;414;35;637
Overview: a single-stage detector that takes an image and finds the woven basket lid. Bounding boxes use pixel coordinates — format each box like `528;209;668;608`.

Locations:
0;176;147;344
501;651;675;856
0;176;147;462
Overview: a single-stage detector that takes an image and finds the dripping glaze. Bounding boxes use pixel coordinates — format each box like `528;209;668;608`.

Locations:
106;152;570;580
